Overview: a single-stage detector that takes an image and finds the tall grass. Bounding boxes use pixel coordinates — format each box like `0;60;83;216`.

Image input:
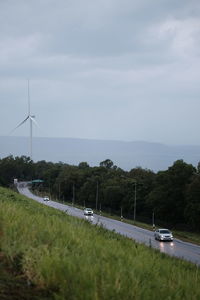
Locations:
0;187;200;300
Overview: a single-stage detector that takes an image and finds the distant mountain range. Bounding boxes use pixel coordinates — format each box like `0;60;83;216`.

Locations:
0;136;200;171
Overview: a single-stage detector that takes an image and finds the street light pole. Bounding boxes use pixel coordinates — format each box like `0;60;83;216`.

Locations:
96;181;98;211
133;182;137;223
72;183;75;206
49;181;51;199
152;210;155;230
120;207;123;221
58;182;61;201
121;175;138;223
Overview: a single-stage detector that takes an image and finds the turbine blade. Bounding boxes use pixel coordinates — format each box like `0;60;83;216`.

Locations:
30;116;39;127
8;116;29;135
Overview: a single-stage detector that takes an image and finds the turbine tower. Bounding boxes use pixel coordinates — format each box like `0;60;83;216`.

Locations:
28;79;33;159
10;80;37;160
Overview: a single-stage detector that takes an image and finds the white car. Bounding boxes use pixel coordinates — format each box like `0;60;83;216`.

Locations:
84;208;93;216
154;228;173;241
43;196;50;201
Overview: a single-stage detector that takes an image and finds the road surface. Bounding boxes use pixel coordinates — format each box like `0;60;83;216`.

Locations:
17;183;200;266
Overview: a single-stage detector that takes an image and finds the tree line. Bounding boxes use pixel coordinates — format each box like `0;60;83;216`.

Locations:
0;155;200;232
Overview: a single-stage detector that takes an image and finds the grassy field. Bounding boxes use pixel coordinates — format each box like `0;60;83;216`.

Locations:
0;252;50;300
0;187;200;300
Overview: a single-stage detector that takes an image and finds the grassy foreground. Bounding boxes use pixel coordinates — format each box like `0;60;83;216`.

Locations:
0;187;200;300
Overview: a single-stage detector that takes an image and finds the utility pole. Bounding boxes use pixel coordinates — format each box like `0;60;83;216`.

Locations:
49;181;51;198
72;183;75;206
58;182;61;201
152;210;155;230
96;181;99;211
120;207;123;221
133;182;137;224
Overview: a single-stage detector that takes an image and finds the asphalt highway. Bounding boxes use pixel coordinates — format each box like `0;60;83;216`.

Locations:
18;184;200;266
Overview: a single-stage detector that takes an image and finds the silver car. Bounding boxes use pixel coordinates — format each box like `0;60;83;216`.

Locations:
84;208;93;216
43;196;50;201
154;228;173;241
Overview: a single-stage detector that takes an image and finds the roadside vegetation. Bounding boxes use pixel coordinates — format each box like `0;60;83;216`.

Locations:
0;155;200;234
0;187;200;300
0;252;50;300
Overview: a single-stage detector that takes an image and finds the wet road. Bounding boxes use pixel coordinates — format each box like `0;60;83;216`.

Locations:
18;184;200;266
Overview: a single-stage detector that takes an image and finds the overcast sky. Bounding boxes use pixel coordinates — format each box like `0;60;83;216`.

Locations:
0;0;200;145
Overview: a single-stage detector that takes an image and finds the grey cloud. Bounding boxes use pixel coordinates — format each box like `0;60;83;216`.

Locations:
0;0;200;146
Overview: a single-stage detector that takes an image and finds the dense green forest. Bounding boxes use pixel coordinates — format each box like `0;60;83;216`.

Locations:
0;155;200;231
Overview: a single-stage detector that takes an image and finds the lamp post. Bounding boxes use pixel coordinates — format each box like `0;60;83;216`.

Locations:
120;207;123;221
133;182;137;224
49;181;51;199
152;210;155;230
58;181;61;201
96;181;99;211
121;175;137;224
72;183;75;206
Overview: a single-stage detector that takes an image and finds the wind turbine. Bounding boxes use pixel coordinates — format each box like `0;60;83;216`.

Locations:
9;80;38;160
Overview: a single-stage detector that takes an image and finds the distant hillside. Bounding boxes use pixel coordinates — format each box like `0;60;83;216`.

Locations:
0;136;199;171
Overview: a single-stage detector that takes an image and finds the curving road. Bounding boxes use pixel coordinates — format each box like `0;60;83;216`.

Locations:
17;183;200;266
